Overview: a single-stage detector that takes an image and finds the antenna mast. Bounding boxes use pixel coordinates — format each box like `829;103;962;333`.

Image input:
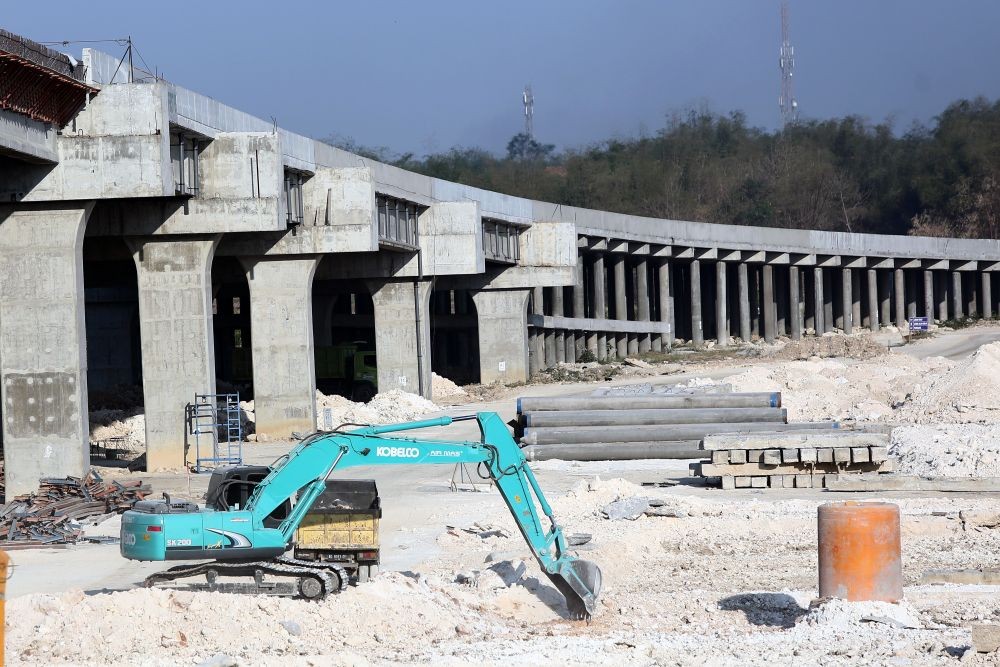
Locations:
778;2;798;125
522;85;534;138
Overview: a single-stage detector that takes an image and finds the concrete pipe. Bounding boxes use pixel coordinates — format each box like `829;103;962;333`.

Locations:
522;407;787;428
517;392;781;414
818;502;902;602
521;421;837;446
522;441;706;462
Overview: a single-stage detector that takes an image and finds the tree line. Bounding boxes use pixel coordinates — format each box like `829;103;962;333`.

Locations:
326;96;1000;239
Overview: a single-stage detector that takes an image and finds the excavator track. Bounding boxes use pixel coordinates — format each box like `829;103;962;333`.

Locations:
144;556;348;599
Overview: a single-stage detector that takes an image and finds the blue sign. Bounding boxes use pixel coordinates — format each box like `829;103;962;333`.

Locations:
908;317;929;332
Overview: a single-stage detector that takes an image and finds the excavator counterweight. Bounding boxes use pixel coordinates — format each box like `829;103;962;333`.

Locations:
121;412;602;619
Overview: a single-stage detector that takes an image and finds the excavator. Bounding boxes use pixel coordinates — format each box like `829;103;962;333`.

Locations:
120;412;602;619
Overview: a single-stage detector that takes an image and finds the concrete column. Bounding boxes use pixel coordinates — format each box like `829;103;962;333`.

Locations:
657;259;673;348
905;271;917;321
716;261;729;346
530;286;544;372
0;204;91;495
627;335;639;355
738;262;751;341
596;333;607;361
130;235;219;471
924;270;935;324
851;271;862;330
690;259;704;346
528;330;540;375
611;255;628;357
813;267;825;335
936;273;948;323
241;256;320;438
586;332;598;356
775;269;787;336
636;257;651;352
823;270;835;333
592;254;606;319
968;274;978;318
952;271;964;319
544;330;556;366
762;264;776;343
555;330;566;363
841;268;853;334
788;266;801;341
867;269;880;332
369;279;432;398
894;268;906;329
472;289;530;384
573;256;586;318
552;285;565;318
878;271;891;328
983;273;994;319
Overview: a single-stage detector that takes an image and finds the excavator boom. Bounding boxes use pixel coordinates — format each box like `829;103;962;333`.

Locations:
121;412;601;619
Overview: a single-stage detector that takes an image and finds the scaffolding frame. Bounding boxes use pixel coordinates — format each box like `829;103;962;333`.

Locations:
186;393;243;472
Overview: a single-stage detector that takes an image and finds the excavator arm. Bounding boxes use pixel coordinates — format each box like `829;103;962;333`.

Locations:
121;412;602;618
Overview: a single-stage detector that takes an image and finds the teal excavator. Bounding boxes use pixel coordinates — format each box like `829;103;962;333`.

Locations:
120;412;602;619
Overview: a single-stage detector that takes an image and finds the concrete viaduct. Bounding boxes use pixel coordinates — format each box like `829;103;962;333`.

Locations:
1;29;1000;495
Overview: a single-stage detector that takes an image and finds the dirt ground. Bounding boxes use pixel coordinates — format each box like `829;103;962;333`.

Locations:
9;326;1000;666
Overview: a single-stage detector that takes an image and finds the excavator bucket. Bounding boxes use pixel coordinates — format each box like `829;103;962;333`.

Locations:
547;558;602;620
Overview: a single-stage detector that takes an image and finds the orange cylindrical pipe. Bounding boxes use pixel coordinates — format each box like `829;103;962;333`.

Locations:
818;501;902;602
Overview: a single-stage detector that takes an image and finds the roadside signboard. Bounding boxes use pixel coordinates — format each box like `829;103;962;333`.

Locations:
908;317;929;332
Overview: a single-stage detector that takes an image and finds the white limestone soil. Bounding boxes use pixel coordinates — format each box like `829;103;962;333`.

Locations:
8;477;1000;665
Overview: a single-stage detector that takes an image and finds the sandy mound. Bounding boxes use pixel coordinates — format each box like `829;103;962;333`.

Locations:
432;372;467;399
770;334;889;361
723;354;944;422
899;341;1000;423
314;389;438;427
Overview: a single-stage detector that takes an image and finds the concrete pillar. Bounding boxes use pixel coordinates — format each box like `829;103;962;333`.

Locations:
528;330;540;375
530;286;544;372
636;257;651;352
936;272;948;323
738;262;751;342
472;289;530;384
952;271;964;320
762;264;776;343
544;329;556;366
0;204;91;495
369;279;432;398
627;335;639;355
130;235;219;471
983;272;993;319
586;332;598;356
813;267;825;335
788;266;801;341
750;266;761;338
867;269;880;332
691;259;704;346
242;256;320;438
597;333;607;361
573;256;586;318
894;268;906;329
657;259;673;348
851;271;862;330
552;285;565;318
968;274;978;318
841;268;853;334
612;255;627;320
555;330;566;363
924;270;935;324
823;270;835;333
878;271;891;329
905;271;917;320
592;254;606;319
716;261;729;346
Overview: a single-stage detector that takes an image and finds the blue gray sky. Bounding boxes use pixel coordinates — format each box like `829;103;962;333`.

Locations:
8;2;1000;155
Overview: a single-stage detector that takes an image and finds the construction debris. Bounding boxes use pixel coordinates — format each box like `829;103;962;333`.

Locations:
0;471;151;546
824;473;1000;492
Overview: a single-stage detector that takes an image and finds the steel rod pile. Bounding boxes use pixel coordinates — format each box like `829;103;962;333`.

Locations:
0;470;151;546
515;390;836;461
